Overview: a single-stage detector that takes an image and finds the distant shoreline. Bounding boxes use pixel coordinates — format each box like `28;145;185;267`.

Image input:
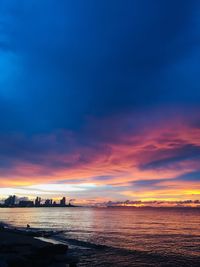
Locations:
0;205;200;209
0;205;79;208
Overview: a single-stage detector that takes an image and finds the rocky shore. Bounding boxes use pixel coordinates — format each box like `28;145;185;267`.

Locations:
0;225;78;267
1;223;200;267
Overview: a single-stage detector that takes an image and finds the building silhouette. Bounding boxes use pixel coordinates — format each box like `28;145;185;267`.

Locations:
35;197;41;206
4;195;16;207
60;197;66;206
19;200;34;207
1;195;75;208
45;199;53;206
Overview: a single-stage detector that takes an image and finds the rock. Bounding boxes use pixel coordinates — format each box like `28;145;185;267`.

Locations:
54;254;68;262
54;254;78;263
0;259;7;267
36;244;68;257
49;263;67;267
6;255;29;267
0;245;16;253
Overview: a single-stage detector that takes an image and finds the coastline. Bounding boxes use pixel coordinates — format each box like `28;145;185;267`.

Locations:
1;215;200;267
0;224;78;267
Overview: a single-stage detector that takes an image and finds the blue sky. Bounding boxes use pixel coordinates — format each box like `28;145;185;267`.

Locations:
0;0;200;203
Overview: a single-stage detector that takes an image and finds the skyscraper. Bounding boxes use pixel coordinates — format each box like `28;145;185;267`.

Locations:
35;197;41;206
60;197;66;206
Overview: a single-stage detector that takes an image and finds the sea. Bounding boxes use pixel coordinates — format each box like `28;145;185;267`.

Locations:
0;207;200;266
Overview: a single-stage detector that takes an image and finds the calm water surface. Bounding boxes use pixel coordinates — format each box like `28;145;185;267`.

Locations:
0;207;200;266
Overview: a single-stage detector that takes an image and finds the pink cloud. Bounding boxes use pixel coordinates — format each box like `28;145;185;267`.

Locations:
0;110;200;201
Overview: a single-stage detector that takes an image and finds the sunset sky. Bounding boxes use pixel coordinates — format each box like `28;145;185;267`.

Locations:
0;0;200;204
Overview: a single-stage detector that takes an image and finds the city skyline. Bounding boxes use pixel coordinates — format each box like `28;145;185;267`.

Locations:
1;195;200;208
0;1;200;204
1;195;74;207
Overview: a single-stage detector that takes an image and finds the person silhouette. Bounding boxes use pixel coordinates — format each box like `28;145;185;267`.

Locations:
27;224;30;229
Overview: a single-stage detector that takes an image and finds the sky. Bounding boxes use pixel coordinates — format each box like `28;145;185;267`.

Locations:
0;0;200;204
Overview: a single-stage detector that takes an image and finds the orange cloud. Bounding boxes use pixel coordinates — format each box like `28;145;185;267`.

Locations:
0;113;200;201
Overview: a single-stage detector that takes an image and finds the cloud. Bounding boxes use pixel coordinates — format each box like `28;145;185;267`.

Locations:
140;145;200;170
0;111;200;201
176;171;200;182
1;1;200;202
0;0;200;133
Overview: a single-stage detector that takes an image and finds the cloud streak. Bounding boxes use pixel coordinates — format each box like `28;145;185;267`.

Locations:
0;111;200;201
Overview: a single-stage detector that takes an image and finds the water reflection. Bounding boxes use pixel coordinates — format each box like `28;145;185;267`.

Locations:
0;207;200;257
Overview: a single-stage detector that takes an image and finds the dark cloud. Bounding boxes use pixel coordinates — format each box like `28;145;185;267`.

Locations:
131;171;200;191
0;0;200;134
140;144;200;170
1;1;200;201
176;171;200;182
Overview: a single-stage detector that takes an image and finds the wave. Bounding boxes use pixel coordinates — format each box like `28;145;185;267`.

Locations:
53;233;200;267
1;221;200;266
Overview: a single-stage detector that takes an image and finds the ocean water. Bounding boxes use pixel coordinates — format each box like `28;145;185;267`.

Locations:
0;207;200;266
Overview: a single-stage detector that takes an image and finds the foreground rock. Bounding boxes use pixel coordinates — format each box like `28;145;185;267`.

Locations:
0;228;78;267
